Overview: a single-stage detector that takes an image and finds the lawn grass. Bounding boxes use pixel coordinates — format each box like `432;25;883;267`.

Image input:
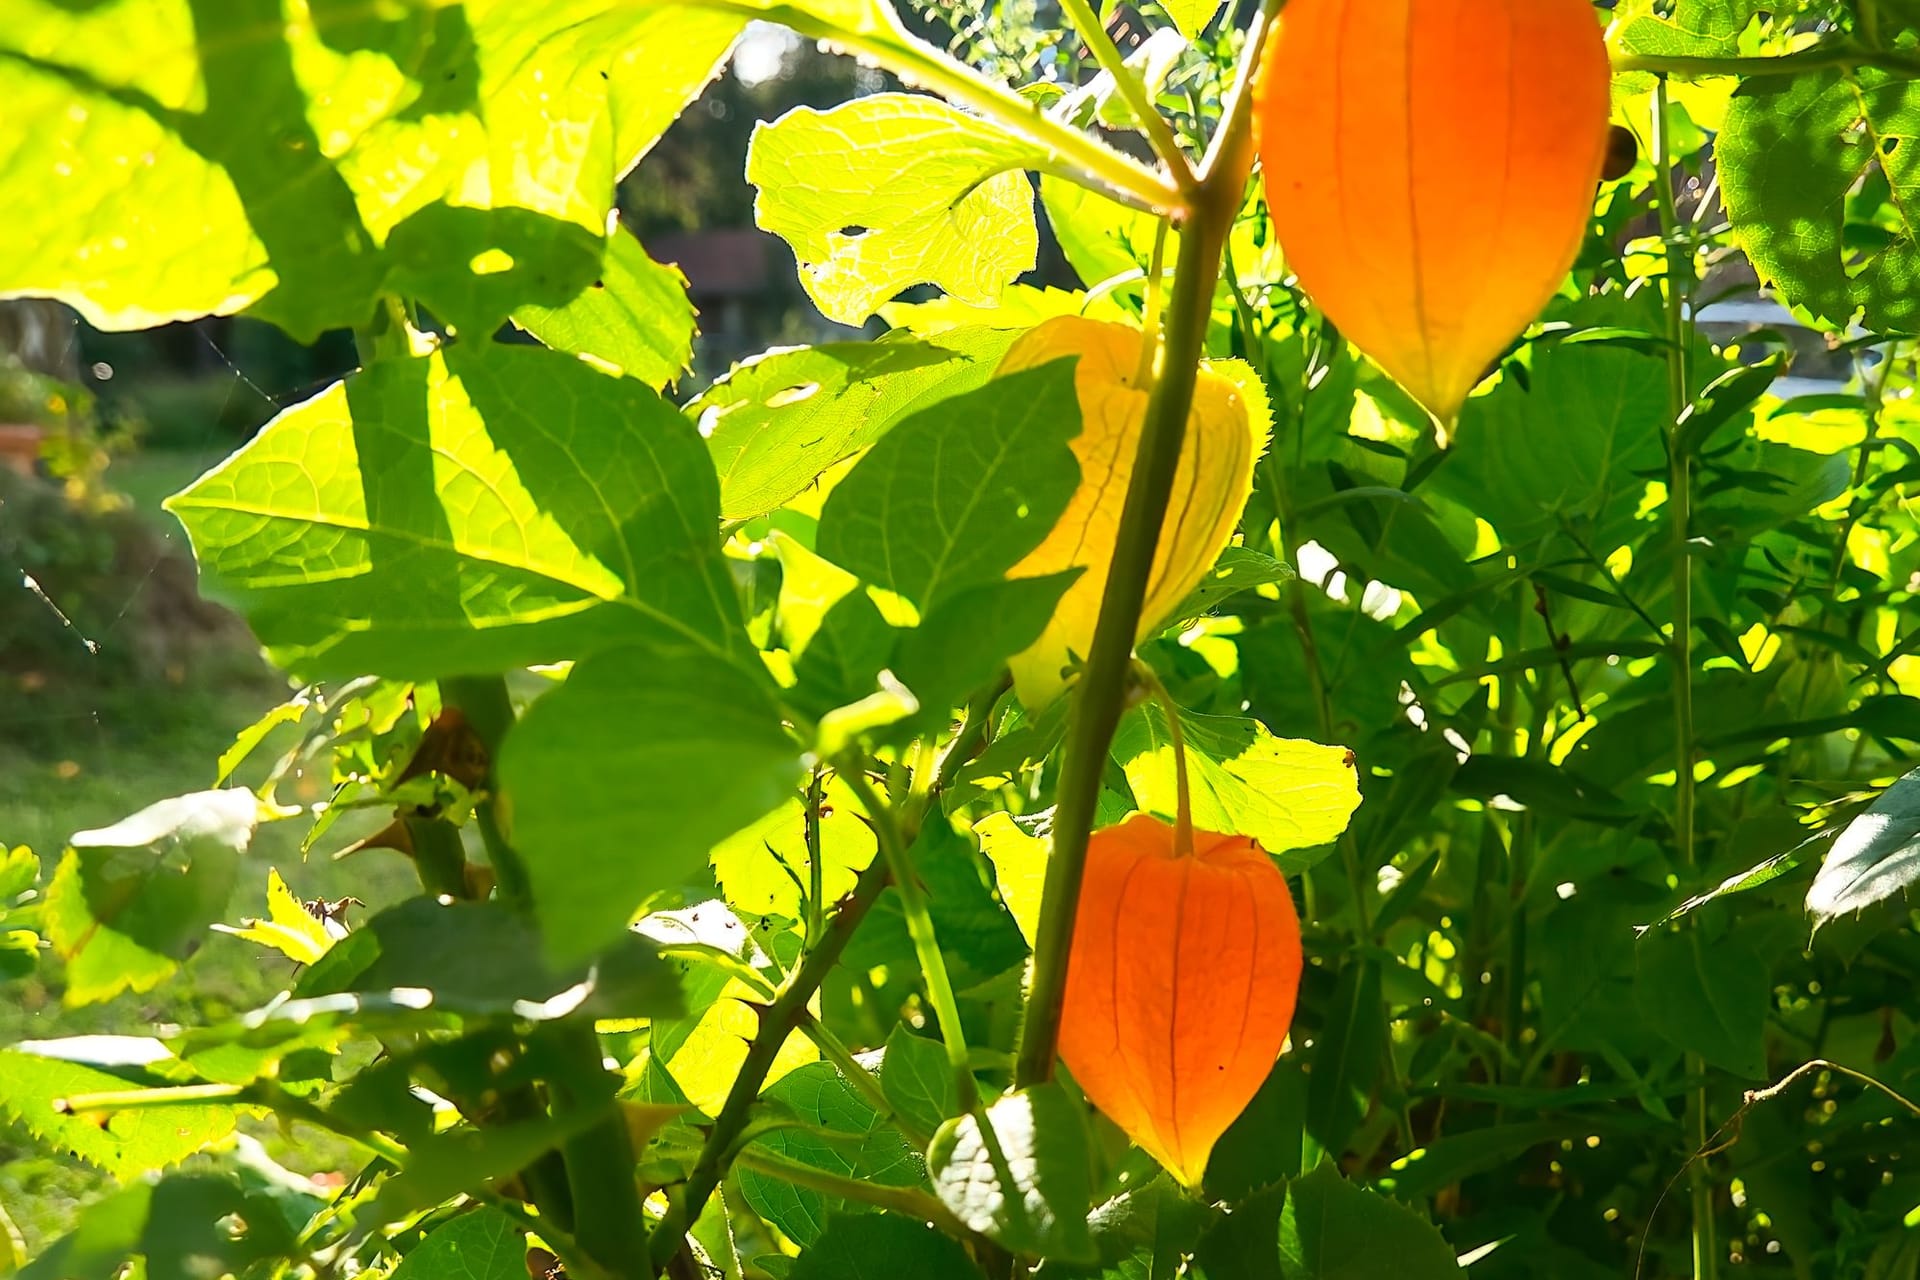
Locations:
1;448;418;1253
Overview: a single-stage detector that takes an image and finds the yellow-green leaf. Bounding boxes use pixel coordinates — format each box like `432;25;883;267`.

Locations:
210;869;333;966
1112;702;1361;867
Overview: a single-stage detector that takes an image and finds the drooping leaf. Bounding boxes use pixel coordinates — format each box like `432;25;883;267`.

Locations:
0;1050;235;1181
817;359;1083;611
389;1207;525;1280
499;645;802;964
1111;702;1361;866
168;343;744;680
293;896;682;1020
1720;67;1920;331
209;868;334;966
1805;767;1920;930
0;0;739;339
747;93;1043;325
996;317;1269;707
928;1083;1096;1264
1275;1163;1458;1280
42;790;256;1005
736;1061;924;1247
694;329;1021;521
512;226;698;391
1634;927;1770;1079
788;1214;983;1280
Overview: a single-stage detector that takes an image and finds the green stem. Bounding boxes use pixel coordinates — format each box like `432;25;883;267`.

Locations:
1054;0;1196;194
732;1148;973;1237
1653;78;1716;1280
439;673;642;1273
1012;0;1269;1089
839;766;978;1114
646;853;893;1274
1612;43;1920;80
804;764;827;948
794;1009;934;1148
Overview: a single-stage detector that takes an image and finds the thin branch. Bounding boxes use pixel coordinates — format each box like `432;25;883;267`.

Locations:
646;853;893;1274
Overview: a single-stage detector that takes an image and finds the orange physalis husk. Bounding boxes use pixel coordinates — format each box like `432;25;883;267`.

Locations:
1255;0;1612;436
1059;813;1303;1189
998;316;1269;709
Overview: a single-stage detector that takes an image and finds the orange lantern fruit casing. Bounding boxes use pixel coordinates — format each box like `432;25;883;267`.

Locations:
1255;0;1612;434
1059;814;1303;1189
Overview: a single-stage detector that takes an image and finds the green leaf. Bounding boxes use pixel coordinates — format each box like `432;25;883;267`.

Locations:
881;1025;957;1139
1162;546;1295;626
390;1208;525;1280
0;1202;22;1276
42;789;255;1005
0;1050;235;1181
1276;1163;1457;1280
210;693;311;787
0;1;739;339
0;844;39;901
512;226;698;391
1111;703;1361;866
500;645;801;963
889;571;1080;721
817;359;1083;610
168;343;743;679
1304;956;1385;1158
1436;342;1670;545
1720;68;1920;331
736;1062;925;1247
1158;0;1224;39
1612;0;1767;56
1634;927;1770;1078
1805;766;1920;930
210;868;334;966
22;1174;295;1280
747;93;1043;325
972;812;1047;948
1040;173;1168;288
696;329;1022;521
1675;356;1787;457
294;896;682;1020
844;816;1029;991
928;1083;1096;1265
788;1214;983;1280
710;774;875;925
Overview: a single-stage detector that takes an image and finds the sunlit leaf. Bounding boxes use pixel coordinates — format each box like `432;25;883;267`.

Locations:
168;344;744;680
512;226;698;391
748;93;1044;325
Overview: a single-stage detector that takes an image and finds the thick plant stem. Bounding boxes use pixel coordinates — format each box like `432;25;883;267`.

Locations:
1012;7;1266;1089
1652;79;1716;1280
1054;0;1197;194
646;853;893;1275
839;767;979;1113
439;673;644;1274
1613;43;1920;79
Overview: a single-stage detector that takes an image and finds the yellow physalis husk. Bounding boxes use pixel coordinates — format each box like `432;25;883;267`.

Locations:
1002;316;1269;709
